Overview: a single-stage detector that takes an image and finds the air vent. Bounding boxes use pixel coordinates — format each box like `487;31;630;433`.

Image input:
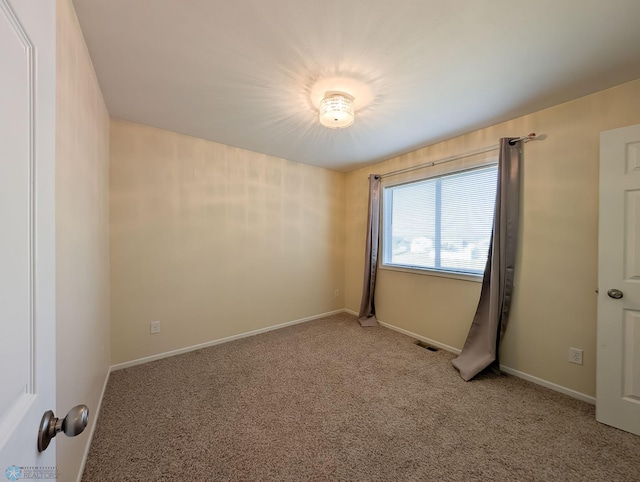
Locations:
415;341;438;352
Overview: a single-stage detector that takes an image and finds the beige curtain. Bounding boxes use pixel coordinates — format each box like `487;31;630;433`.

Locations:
452;138;522;381
358;174;381;327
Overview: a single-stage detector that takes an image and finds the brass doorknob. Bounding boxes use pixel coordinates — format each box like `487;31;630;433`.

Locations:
38;405;89;452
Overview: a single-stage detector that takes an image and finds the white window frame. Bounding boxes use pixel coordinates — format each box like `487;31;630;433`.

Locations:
380;159;498;283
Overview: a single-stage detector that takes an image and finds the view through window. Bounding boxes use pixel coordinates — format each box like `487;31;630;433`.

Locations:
382;165;498;276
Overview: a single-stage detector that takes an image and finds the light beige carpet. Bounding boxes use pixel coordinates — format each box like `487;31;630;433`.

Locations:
82;313;640;481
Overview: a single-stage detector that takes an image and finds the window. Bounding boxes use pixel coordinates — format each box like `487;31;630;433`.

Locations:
382;165;498;277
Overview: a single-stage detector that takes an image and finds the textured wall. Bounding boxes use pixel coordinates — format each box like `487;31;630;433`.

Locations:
110;120;345;364
55;0;111;479
345;78;640;397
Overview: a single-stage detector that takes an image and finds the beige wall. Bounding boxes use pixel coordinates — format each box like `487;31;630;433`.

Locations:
345;78;640;397
56;0;111;479
110;120;345;364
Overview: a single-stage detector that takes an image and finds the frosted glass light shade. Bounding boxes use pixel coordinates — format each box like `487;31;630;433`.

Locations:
319;91;355;129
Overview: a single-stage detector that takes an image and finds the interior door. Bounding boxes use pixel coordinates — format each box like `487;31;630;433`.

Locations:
597;123;640;436
0;0;57;475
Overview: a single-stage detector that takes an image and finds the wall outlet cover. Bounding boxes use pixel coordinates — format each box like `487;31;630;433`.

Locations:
568;347;583;365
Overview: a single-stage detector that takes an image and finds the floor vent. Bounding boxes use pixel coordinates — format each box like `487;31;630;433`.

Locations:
415;341;438;352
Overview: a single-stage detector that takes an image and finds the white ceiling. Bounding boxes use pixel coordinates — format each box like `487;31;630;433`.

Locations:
73;0;640;172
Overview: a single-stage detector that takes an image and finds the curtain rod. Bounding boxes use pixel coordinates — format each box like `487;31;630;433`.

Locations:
379;133;537;179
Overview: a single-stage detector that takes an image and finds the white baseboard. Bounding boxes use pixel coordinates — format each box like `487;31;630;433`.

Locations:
498;365;595;405
371;317;595;405
76;365;111;482
376;317;462;354
110;309;345;371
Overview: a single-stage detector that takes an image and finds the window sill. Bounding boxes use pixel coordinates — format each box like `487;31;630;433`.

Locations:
379;263;483;283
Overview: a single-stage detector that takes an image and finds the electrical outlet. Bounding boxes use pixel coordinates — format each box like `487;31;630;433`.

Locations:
150;321;160;334
568;347;583;365
334;290;340;298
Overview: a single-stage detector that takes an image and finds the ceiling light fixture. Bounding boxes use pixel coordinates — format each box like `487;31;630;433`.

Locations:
319;91;355;129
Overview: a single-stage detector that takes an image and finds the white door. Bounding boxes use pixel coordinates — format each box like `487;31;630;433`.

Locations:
0;0;57;476
597;123;640;436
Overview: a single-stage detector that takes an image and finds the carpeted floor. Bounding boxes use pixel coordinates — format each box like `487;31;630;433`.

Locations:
82;313;640;481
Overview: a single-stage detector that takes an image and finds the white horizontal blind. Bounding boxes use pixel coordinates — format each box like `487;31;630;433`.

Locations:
382;165;498;275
